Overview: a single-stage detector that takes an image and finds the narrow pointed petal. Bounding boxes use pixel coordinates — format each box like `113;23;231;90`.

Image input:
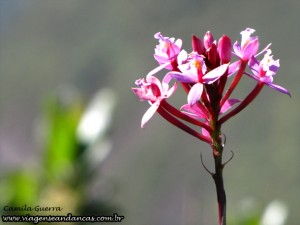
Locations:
166;82;178;98
188;83;203;105
267;83;291;97
181;104;207;119
202;127;211;138
147;62;171;77
220;98;241;113
167;71;197;83
255;43;272;57
248;56;260;75
141;101;160;128
244;71;260;82
228;60;241;77
203;63;229;84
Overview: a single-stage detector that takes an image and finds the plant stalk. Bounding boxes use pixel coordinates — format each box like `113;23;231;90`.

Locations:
210;119;227;225
212;151;226;225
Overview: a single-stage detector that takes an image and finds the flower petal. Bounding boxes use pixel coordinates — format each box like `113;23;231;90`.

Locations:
141;101;160;128
203;63;229;84
248;56;260;76
202;127;211;138
228;60;241;77
242;38;259;60
233;41;243;58
255;43;272;57
166;82;177;98
147;62;171;77
266;83;291;97
188;83;203;106
181;104;207;119
220;98;241;113
244;71;261;82
167;71;197;83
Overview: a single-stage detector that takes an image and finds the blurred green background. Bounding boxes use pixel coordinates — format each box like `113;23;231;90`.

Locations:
0;0;299;225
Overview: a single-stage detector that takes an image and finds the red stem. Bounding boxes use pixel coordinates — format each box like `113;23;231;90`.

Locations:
219;82;264;124
220;60;247;107
201;87;215;120
157;107;211;144
161;100;212;132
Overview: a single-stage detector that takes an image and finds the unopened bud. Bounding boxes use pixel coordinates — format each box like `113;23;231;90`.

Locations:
204;31;214;49
207;43;219;68
218;35;232;64
192;35;205;55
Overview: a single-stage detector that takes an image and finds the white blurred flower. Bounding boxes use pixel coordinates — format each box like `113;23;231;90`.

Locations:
260;200;288;225
77;88;116;145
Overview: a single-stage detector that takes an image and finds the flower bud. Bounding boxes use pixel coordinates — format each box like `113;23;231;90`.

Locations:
192;35;205;55
204;31;214;49
207;43;219;68
218;35;232;64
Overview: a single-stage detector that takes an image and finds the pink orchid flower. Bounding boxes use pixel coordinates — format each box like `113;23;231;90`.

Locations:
246;50;291;96
132;75;177;128
167;51;229;105
233;28;259;61
154;32;182;69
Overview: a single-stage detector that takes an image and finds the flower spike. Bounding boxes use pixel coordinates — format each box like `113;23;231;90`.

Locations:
132;28;290;225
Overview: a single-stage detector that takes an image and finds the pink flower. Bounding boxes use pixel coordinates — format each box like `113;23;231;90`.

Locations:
154;32;182;69
132;75;177;127
167;51;229;105
233;28;259;61
246;50;291;96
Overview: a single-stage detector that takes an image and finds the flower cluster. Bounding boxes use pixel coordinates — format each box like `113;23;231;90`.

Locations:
132;28;290;146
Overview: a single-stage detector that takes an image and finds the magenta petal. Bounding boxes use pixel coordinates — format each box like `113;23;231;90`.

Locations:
147;62;171;77
203;63;229;84
180;110;200;120
141;101;160;128
220;98;241;113
242;38;259;60
162;72;172;84
244;71;260;82
267;83;291;97
188;83;203;105
233;41;243;58
202;128;210;138
180;104;198;118
166;82;178;98
255;43;272;57
248;56;260;76
167;71;197;83
132;87;145;100
181;104;207;119
228;60;241;77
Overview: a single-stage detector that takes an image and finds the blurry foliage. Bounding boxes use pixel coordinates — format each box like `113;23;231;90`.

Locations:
43;91;83;182
228;199;288;225
0;88;118;223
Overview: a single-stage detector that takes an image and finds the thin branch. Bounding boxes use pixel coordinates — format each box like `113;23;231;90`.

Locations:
200;152;214;176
